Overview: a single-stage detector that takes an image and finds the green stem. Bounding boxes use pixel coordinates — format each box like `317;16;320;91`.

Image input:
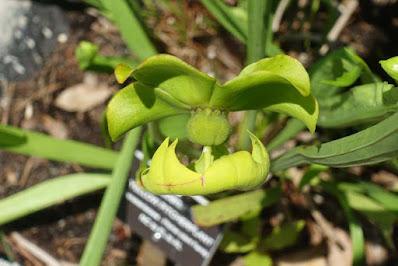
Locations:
239;0;273;150
80;128;141;266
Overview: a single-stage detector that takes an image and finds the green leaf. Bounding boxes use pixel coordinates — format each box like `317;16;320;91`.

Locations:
320;182;365;266
75;41;137;73
106;83;188;140
192;187;281;226
322;59;362;87
132;54;217;107
243;251;272;266
100;0;156;61
380;56;398;81
309;47;375;104
0;124;118;170
220;216;261;253
267;119;305;151
261;220;305;251
271;112;398;172
199;0;247;42
318;82;398;128
0;173;110;226
158;114;190;140
81;128;141;266
299;164;328;189
343;190;397;244
338;182;398;215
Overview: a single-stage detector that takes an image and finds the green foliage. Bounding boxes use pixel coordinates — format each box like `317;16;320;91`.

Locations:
107;54;318;141
80;128;141;266
192;188;281;226
76;41;137;73
243;251;273;266
261;220;305;251
0;124;118;169
271;112;398;172
0;174;110;226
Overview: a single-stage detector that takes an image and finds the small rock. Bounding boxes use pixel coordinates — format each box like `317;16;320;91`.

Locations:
0;0;69;81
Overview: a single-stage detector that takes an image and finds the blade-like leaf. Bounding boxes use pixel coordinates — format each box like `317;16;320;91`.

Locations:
191;187;281;226
0;173;110;226
106;83;188;140
132;54;217;107
271;112;398;171
199;0;247;42
318;82;398;128
321;182;365;266
0;124;118;170
158;114;190;140
100;0;156;61
267;119;305;151
115;63;134;84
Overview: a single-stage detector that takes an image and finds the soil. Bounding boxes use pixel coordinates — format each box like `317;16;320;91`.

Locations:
0;1;397;265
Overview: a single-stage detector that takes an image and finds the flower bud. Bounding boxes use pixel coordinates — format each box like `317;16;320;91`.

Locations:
187;109;231;146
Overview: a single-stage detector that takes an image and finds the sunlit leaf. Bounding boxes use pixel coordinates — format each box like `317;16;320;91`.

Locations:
261;220;305;251
271;112;398;171
0;174;110;226
243;251;272;266
192;188;281;226
0;124;117;169
115;63;134;84
318;82;398;128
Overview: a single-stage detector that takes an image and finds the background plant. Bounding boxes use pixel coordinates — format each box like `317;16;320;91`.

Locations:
0;0;397;265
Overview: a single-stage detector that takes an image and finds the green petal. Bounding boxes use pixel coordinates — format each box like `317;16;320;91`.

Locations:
132;54;217;106
139;134;269;195
106;83;187;140
210;71;318;132
239;54;310;96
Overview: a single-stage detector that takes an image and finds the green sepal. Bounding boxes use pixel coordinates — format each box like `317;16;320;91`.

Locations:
132;54;217;106
139;133;269;195
210;71;318;133
380;56;398;81
106;83;188;141
115;63;134;84
239;54;311;96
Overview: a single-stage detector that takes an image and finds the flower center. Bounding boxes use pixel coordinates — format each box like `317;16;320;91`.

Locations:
187;108;231;146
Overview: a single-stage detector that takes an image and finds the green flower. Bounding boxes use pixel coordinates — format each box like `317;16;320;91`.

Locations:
106;54;318;195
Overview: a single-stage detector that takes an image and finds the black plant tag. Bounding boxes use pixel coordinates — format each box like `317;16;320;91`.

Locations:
125;178;223;266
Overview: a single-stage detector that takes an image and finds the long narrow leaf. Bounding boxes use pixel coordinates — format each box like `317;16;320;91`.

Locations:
100;0;156;60
0;174;110;226
271;112;398;172
80;128;141;266
0;124;118;170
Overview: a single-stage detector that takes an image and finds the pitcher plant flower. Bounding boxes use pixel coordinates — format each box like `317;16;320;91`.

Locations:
106;54;318;195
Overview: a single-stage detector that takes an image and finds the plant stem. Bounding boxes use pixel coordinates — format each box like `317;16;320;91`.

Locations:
80;128;141;266
239;0;273;150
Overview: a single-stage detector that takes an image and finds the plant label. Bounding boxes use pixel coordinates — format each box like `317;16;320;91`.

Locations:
124;179;223;266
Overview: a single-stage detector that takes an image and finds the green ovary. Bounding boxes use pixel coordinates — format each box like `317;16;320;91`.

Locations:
187;109;231;146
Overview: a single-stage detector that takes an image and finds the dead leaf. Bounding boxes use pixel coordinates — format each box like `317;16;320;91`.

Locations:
137;241;166;266
41;115;69;139
55;74;112;112
275;247;327;266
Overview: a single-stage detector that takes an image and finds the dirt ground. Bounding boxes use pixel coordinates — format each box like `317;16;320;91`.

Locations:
0;1;397;265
